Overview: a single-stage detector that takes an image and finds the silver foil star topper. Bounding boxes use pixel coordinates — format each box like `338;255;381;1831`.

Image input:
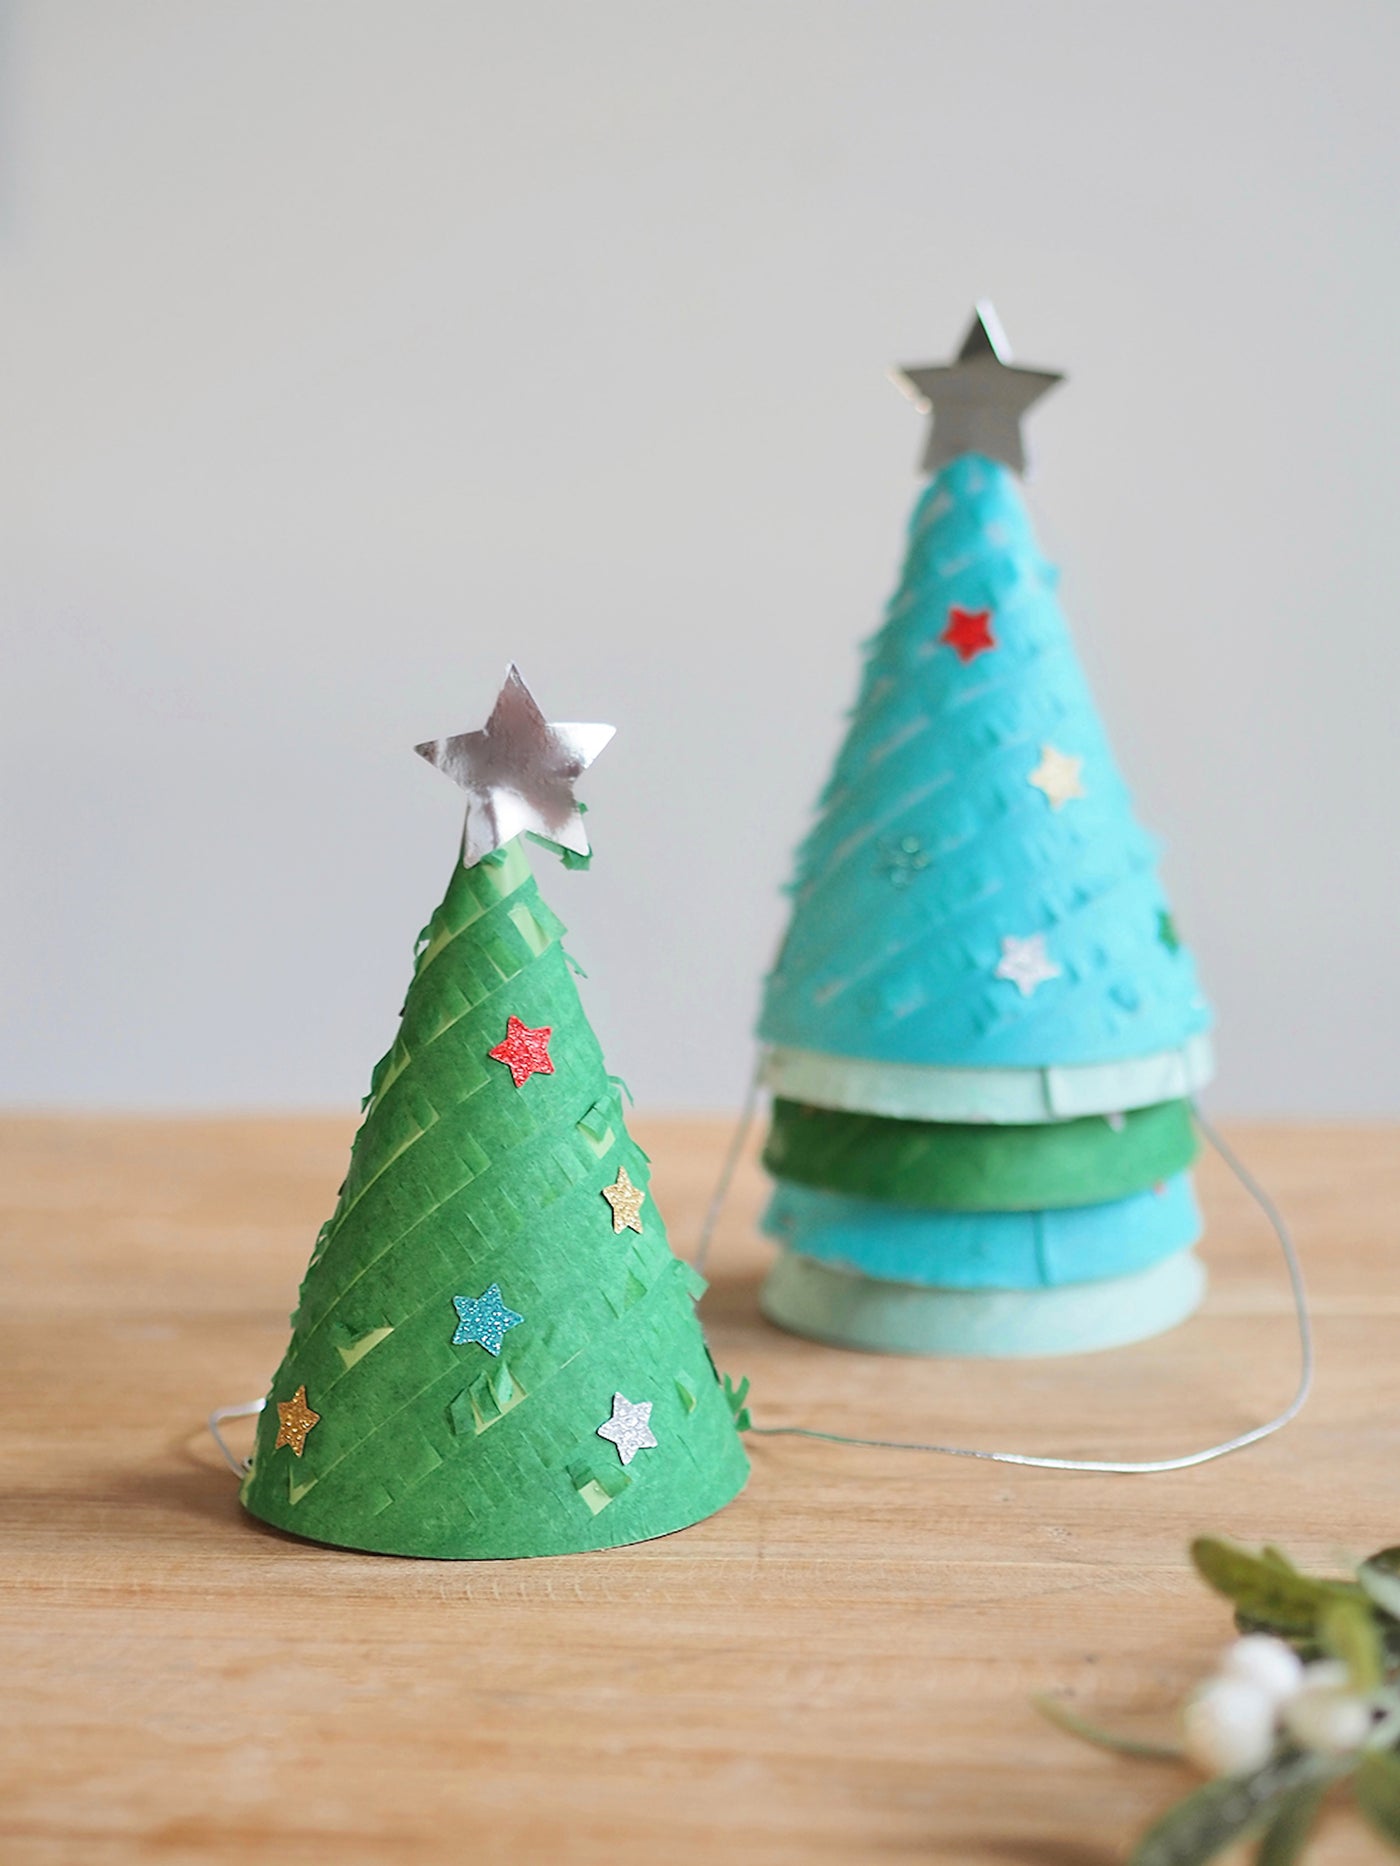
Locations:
416;665;615;868
895;303;1064;478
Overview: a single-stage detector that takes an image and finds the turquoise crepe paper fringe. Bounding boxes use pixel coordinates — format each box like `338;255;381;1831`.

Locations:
758;454;1212;1069
761;1171;1202;1290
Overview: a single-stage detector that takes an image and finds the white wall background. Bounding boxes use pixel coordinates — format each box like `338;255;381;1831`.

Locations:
3;0;1397;1115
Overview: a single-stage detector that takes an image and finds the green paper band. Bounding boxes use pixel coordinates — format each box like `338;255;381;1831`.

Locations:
761;1033;1215;1124
760;1248;1206;1357
241;839;748;1558
763;1096;1197;1211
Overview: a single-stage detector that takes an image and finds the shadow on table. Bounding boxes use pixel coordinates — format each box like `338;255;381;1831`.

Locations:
119;1431;253;1530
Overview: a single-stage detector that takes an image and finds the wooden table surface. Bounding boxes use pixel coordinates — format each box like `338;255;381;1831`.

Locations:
3;1116;1398;1866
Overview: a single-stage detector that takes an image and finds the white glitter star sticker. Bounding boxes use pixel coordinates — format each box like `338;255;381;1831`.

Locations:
1027;744;1086;810
994;932;1061;998
596;1393;657;1467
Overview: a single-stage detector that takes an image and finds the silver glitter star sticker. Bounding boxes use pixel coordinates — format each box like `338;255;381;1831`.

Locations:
596;1393;657;1467
894;303;1064;477
416;664;615;868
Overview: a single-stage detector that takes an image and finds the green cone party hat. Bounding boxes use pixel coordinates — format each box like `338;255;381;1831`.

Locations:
241;667;749;1557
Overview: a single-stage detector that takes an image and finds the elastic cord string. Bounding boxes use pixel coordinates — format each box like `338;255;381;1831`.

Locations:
693;1058;764;1274
707;1087;1313;1474
210;1105;1312;1480
208;1398;265;1476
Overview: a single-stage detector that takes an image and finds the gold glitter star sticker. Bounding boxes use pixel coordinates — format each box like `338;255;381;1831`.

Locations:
601;1165;645;1234
274;1384;320;1458
1028;744;1086;810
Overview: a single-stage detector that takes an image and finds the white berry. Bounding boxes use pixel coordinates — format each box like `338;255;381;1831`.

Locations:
1282;1675;1373;1756
1220;1635;1305;1704
1182;1677;1278;1776
1300;1659;1350;1692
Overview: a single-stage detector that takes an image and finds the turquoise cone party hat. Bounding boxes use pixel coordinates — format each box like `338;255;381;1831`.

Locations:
756;307;1214;1357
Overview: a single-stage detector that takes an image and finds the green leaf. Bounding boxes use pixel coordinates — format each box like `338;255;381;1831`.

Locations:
1365;1548;1400;1578
1356;1751;1400;1850
1261;1546;1300;1573
1319;1595;1384;1691
1360;1560;1400;1624
1232;1614;1323;1660
1255;1780;1332;1866
1130;1754;1332;1866
1191;1538;1358;1639
1033;1694;1184;1762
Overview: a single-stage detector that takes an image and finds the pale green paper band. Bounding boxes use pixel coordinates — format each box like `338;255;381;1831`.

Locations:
761;1033;1215;1125
760;1249;1206;1358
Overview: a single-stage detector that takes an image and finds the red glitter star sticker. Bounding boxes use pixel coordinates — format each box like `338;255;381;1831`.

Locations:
939;606;996;663
489;1015;555;1087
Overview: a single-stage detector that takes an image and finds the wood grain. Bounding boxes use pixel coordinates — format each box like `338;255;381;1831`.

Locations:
2;1115;1397;1865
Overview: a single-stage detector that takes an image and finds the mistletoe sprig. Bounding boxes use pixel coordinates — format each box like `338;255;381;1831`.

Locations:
1040;1538;1400;1865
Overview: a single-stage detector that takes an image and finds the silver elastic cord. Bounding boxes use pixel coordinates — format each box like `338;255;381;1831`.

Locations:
209;1105;1313;1481
207;1398;265;1476
693;1060;764;1275
703;1089;1314;1474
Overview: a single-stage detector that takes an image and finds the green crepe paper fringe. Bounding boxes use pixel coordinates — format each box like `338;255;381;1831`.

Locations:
242;838;749;1558
763;1096;1197;1212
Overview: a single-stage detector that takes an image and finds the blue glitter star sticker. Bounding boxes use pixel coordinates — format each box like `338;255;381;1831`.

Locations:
450;1284;524;1356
